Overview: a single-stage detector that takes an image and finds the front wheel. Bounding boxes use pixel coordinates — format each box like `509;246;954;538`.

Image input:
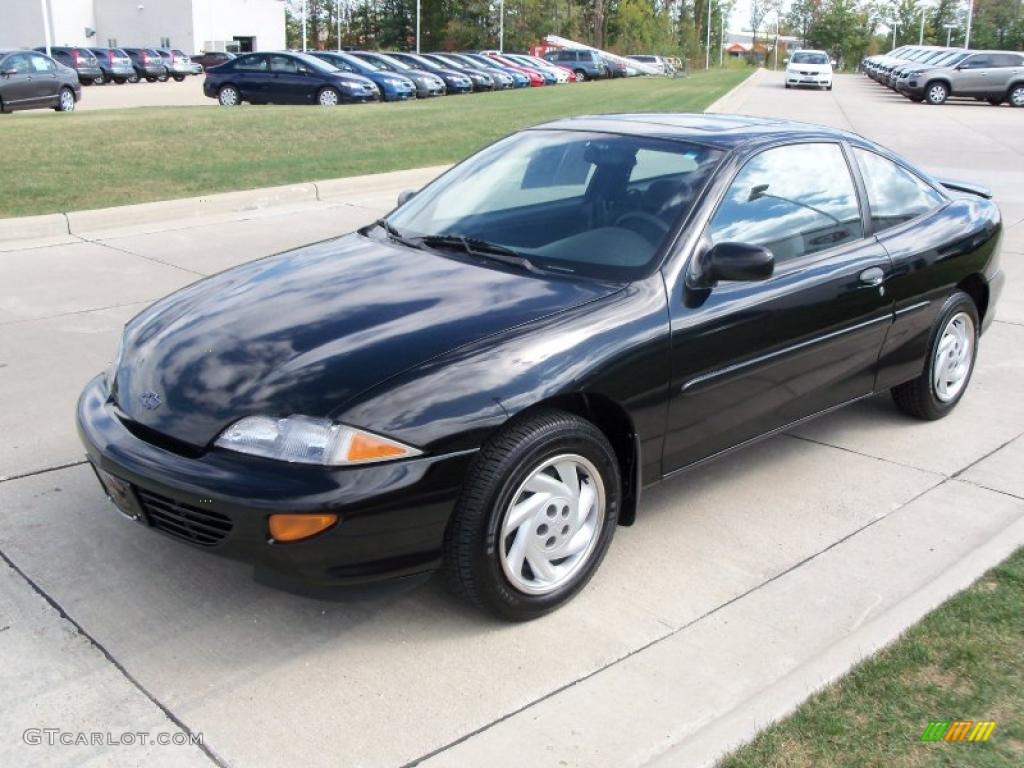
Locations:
574;69;587;82
55;87;76;112
444;410;620;621
173;74;185;82
926;81;949;105
1008;84;1024;108
892;291;979;420
217;85;240;106
317;86;340;107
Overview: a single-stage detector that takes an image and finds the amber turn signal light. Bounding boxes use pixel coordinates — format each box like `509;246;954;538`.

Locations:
268;513;338;542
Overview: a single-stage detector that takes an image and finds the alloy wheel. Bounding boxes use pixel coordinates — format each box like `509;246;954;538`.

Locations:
318;88;339;107
933;311;974;402
218;86;239;106
1010;86;1024;107
59;89;76;112
499;454;605;595
928;83;947;104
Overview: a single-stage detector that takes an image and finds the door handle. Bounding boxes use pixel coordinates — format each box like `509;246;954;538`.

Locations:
859;267;885;287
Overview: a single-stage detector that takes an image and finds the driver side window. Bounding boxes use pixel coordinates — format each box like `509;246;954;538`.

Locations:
706;143;864;266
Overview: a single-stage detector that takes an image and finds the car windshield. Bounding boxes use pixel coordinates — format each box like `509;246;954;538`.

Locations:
362;53;401;70
385;130;723;281
400;53;435;69
791;52;828;65
325;51;375;71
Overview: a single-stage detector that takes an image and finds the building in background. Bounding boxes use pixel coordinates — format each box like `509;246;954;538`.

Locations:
0;0;286;53
723;30;802;63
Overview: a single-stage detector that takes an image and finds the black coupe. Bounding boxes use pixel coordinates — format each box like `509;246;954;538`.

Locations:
78;115;1004;620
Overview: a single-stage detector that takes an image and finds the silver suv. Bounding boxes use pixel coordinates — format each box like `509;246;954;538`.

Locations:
905;50;1024;106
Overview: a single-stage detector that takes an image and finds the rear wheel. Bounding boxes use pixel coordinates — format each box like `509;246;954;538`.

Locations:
444;409;620;621
574;69;587;82
173;74;185;82
157;73;168;82
113;77;126;84
217;85;240;106
317;87;340;107
926;81;949;105
93;75;107;85
55;87;76;112
1009;84;1024;108
891;291;979;420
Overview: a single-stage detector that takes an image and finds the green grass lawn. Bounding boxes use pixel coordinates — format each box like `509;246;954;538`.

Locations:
0;70;749;219
720;547;1024;768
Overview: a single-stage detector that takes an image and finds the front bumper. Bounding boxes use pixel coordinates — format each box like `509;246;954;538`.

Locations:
77;374;475;586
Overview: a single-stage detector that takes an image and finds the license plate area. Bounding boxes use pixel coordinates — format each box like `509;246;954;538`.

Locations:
91;463;147;523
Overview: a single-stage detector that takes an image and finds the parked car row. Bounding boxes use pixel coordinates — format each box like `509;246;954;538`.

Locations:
27;45;205;85
863;45;1024;107
203;48;643;107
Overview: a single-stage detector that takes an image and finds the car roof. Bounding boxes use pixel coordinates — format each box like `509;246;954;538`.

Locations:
532;113;867;151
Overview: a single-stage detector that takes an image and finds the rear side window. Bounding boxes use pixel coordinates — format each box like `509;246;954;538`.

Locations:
707;143;864;266
233;55;268;72
853;149;944;232
991;53;1023;67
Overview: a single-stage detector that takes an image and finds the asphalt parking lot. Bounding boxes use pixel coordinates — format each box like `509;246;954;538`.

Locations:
1;71;1022;768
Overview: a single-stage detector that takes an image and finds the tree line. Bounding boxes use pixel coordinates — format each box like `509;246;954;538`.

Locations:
284;0;1023;66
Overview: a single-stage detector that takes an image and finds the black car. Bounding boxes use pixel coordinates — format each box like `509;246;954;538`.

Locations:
203;51;379;106
420;53;494;90
1;49;80;112
349;51;446;98
88;47;136;84
33;46;103;84
191;51;235;71
78;115;1003;620
122;48;168;82
383;51;475;93
543;48;610;80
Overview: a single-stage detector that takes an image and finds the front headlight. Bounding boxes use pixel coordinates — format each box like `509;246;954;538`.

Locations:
215;415;420;465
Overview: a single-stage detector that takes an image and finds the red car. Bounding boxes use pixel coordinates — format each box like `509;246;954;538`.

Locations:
485;53;546;86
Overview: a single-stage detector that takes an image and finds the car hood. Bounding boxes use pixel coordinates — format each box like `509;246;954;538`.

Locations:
113;233;619;448
788;63;830;72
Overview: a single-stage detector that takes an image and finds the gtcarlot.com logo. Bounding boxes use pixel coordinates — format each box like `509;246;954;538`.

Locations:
23;729;203;747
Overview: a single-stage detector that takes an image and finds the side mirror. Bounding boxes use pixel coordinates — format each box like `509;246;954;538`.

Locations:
691;242;774;288
396;189;416;206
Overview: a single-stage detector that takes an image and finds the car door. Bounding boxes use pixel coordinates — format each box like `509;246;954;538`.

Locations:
0;54;35;108
267;55;310;103
662;141;893;473
230;54;270;100
27;53;59;104
989;53;1024;95
952;54;994;95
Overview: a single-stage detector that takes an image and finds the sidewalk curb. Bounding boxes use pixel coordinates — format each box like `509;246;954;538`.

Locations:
704;68;765;115
0;165;450;247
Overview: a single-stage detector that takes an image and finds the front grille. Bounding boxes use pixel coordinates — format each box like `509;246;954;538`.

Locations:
137;489;233;547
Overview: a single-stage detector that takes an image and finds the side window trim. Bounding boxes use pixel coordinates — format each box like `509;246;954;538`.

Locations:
851;146;949;239
699;139;871;276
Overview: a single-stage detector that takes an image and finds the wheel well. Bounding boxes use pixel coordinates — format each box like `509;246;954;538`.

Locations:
518;393;640;526
958;274;989;324
925;78;950;92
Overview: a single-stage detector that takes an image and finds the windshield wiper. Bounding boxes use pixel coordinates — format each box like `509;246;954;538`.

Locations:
418;234;549;274
370;218;422;249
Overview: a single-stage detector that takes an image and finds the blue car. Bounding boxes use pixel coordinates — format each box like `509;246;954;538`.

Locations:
382;52;475;94
203;51;379;106
459;52;530;87
309;51;417;102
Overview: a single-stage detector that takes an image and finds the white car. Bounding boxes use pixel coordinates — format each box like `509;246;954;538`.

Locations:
785;50;833;90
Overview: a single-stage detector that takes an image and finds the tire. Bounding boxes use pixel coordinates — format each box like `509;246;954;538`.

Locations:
128;71;139;83
157;73;168;82
908;95;924;103
925;81;948;105
173;74;185;82
145;76;156;83
987;97;1003;106
574;69;587;82
113;77;126;84
785;82;790;89
93;75;107;85
891;291;979;420
217;84;241;106
826;84;833;91
55;87;76;112
1009;84;1024;108
444;409;621;621
317;86;340;107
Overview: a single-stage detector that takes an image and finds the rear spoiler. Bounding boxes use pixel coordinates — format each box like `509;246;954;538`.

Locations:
936;177;993;199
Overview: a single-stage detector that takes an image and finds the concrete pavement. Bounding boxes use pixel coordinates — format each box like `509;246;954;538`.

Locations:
1;70;1022;767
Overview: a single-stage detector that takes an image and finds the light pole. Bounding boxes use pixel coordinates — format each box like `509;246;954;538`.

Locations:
40;0;52;57
720;11;725;67
918;8;925;44
965;0;974;49
336;0;341;52
301;0;307;52
944;23;956;47
499;0;504;52
705;0;712;69
891;20;899;49
416;0;420;52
